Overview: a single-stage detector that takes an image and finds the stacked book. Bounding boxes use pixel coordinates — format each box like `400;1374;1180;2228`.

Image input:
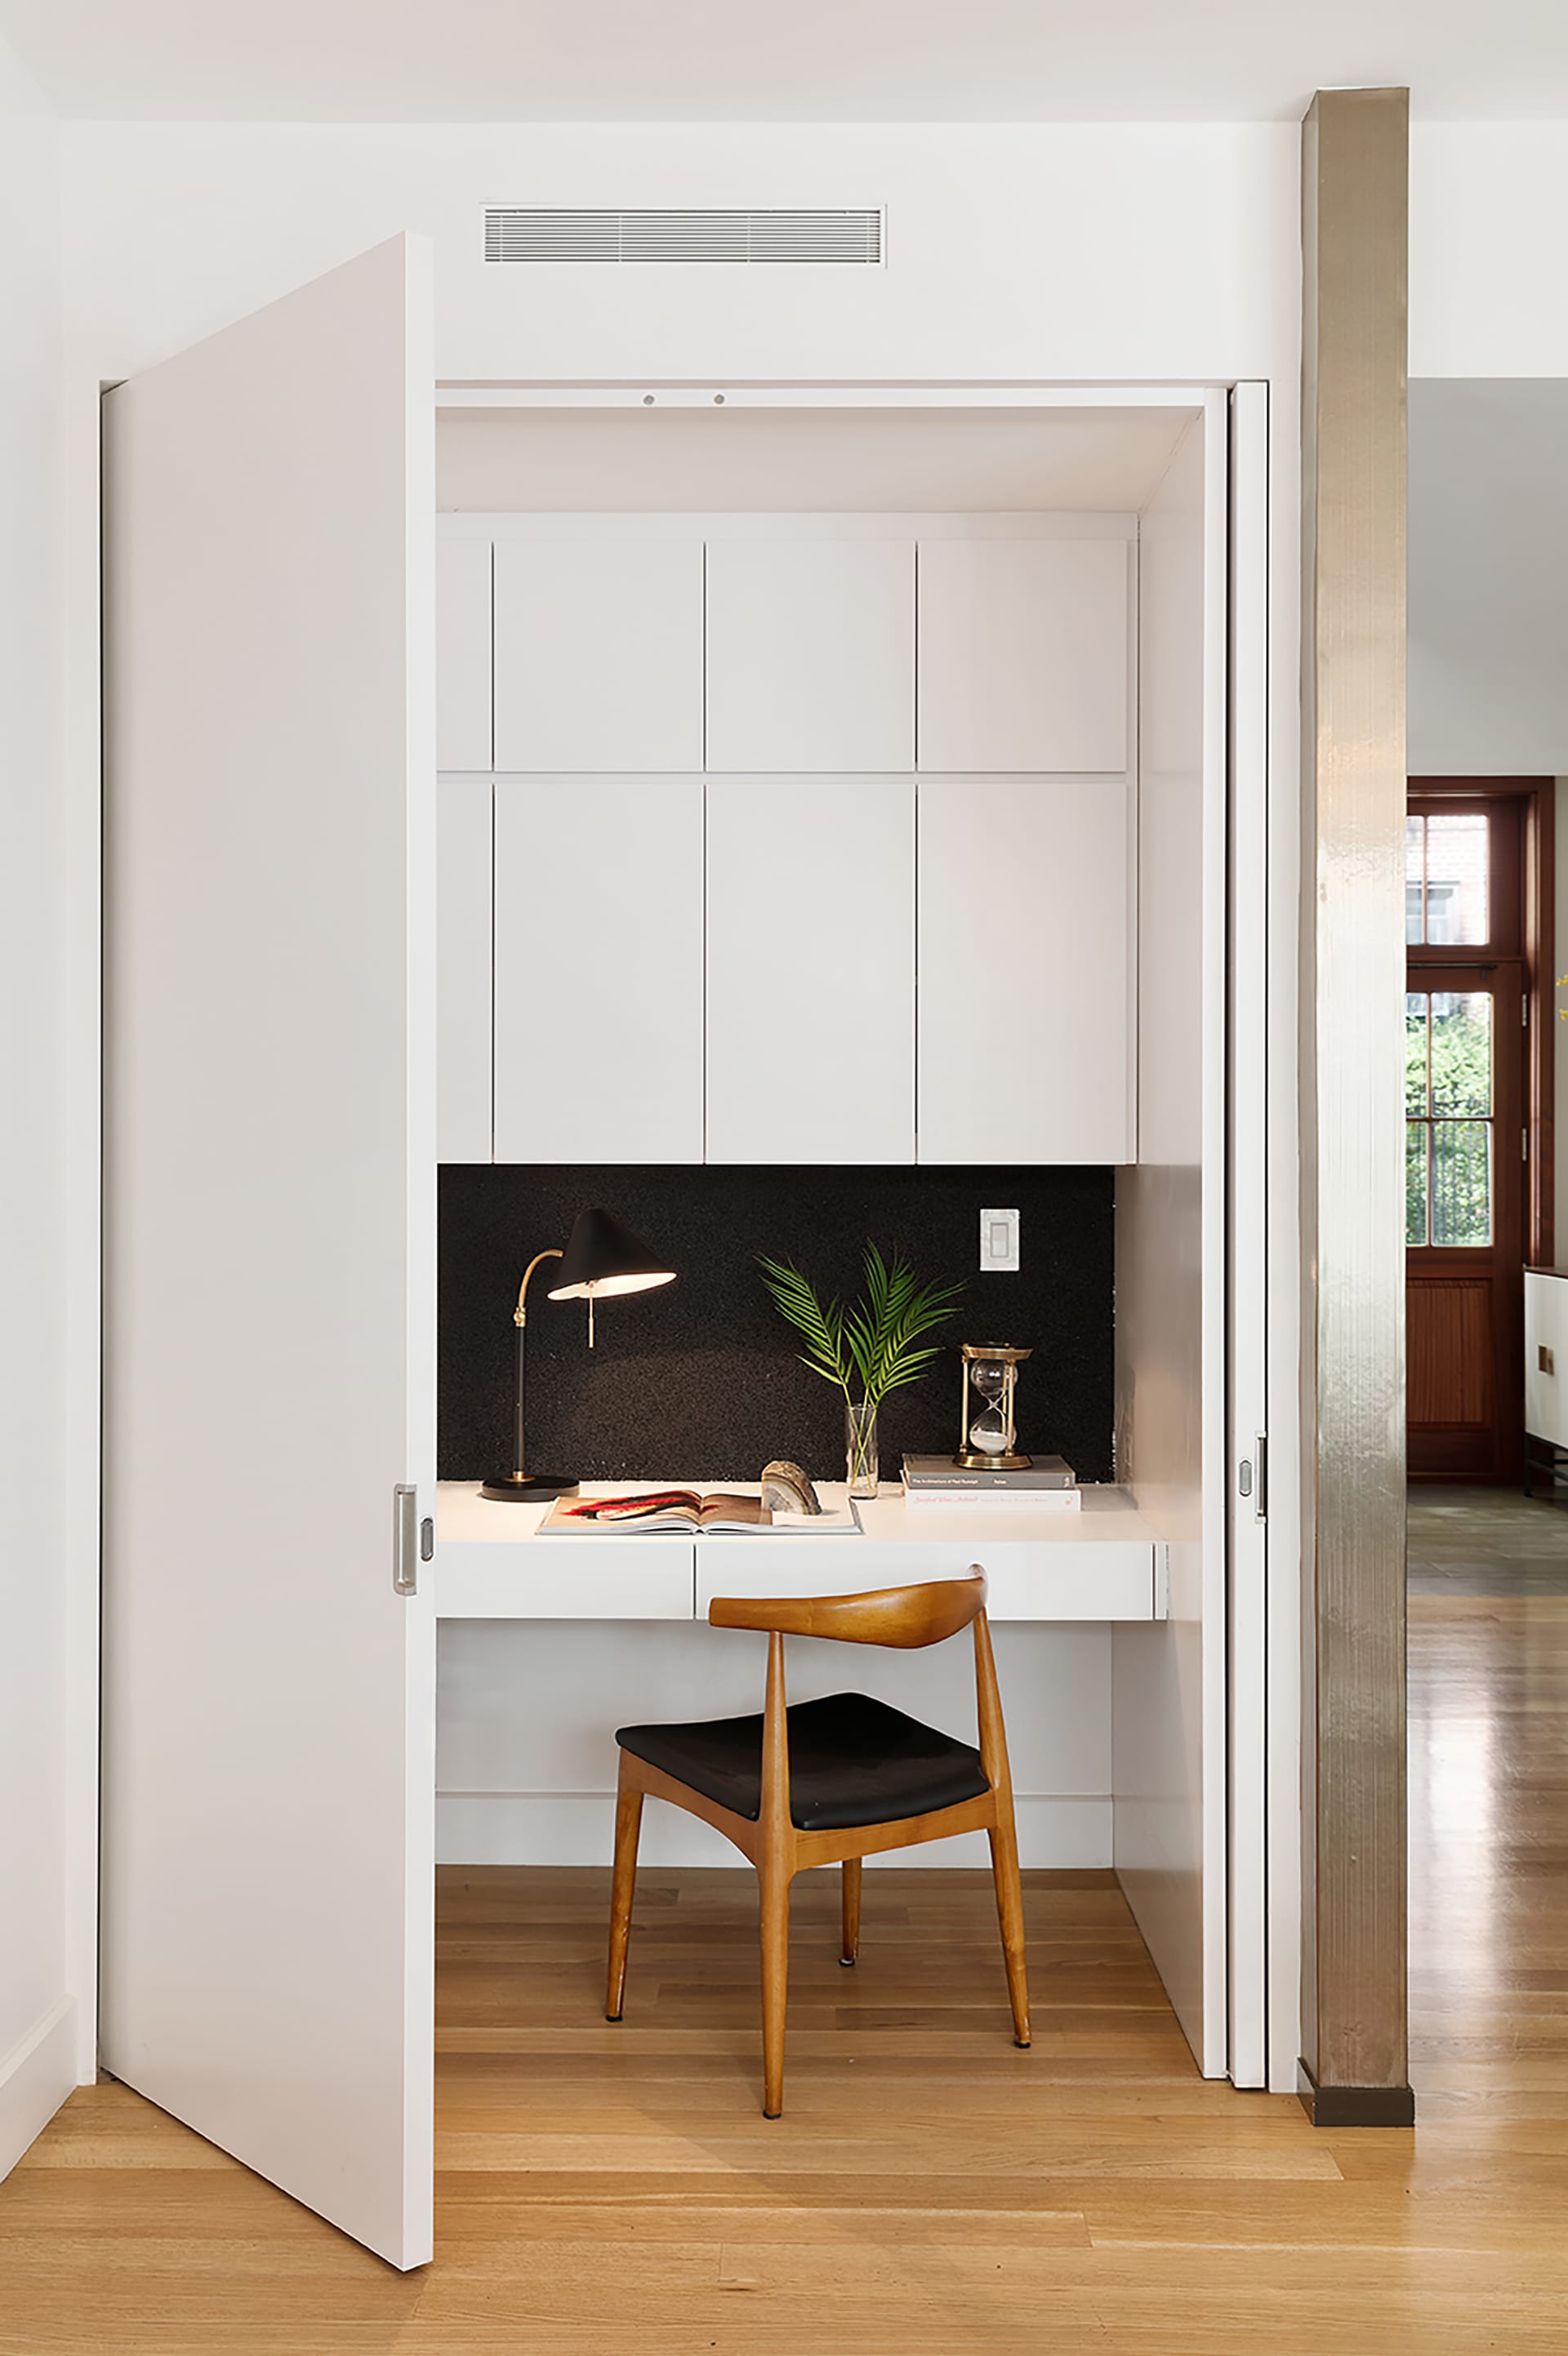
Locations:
900;1454;1081;1512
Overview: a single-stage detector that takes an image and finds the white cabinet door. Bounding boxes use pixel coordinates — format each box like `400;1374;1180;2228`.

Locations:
438;777;492;1162
918;537;1129;773
436;523;492;769
706;777;914;1163
917;778;1133;1164
706;538;915;771
493;540;703;772
493;777;704;1161
100;236;436;2271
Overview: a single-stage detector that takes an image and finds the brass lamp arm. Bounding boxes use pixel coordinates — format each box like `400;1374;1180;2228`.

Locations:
514;1248;564;1329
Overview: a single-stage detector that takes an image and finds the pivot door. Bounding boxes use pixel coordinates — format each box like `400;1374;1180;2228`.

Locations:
101;235;438;2269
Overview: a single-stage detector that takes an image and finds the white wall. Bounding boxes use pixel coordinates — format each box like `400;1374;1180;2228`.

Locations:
1408;381;1568;775
56;118;1568;390
438;1621;1114;1869
1410;127;1568;380
60;121;1300;385
0;32;77;2176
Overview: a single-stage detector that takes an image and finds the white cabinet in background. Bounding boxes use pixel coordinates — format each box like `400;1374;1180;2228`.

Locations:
492;540;704;773
705;539;915;772
492;776;704;1163
917;777;1133;1165
437;777;492;1162
706;777;915;1164
435;528;492;769
918;537;1129;773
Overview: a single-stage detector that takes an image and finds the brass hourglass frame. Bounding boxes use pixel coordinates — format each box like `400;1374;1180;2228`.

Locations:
954;1343;1033;1471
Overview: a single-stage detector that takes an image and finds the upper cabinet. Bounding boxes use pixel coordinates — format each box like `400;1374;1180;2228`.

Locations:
917;778;1134;1165
705;539;915;772
436;531;492;771
492;775;704;1164
437;514;1138;1169
492;539;704;772
917;537;1129;773
706;777;915;1164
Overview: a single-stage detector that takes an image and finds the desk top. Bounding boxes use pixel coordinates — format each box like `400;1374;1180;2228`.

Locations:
434;1481;1166;1623
437;1479;1161;1550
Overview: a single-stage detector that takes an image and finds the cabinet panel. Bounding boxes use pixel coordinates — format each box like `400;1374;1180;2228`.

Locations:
493;540;703;773
493;777;703;1162
437;777;492;1162
706;777;914;1163
917;778;1132;1164
706;539;915;772
918;537;1129;773
436;526;492;769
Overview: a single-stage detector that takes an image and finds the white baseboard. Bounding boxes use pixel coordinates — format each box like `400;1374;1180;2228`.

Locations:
437;1791;1111;1869
0;1996;78;2182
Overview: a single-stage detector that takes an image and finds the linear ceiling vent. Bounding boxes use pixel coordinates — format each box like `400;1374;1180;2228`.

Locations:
483;207;884;265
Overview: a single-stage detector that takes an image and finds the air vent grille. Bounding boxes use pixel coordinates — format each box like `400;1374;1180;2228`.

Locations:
483;207;884;265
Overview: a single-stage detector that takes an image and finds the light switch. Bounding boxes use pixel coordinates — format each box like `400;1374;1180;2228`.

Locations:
980;1207;1020;1272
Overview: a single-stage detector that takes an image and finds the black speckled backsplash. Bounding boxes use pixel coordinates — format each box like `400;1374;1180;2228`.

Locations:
439;1165;1115;1486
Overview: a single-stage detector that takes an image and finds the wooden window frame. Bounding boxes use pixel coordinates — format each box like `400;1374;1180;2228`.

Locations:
1408;777;1555;1267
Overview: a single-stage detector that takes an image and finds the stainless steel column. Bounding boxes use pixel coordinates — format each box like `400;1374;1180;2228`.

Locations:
1298;85;1415;2126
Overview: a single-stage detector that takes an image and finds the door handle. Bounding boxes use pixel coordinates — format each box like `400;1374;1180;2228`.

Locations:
394;1483;419;1596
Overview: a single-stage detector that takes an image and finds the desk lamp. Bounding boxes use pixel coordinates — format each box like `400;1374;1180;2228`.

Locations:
481;1208;676;1502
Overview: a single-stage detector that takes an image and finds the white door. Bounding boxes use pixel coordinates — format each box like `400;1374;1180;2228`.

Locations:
706;777;915;1163
100;235;437;2270
916;777;1134;1165
917;537;1129;773
492;775;705;1161
492;540;705;772
705;538;915;772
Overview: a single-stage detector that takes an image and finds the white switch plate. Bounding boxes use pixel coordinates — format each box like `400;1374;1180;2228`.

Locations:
979;1207;1019;1272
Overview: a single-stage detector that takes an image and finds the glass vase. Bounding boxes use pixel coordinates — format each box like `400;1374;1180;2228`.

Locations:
845;1398;880;1501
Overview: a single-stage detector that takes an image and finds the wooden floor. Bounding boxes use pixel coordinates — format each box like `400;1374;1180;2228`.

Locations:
3;1485;1566;2352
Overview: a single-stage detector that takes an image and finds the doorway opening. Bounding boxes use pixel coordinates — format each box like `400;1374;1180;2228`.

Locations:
1405;777;1554;1484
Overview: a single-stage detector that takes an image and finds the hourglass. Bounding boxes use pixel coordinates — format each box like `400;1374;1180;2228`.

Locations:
954;1343;1032;1471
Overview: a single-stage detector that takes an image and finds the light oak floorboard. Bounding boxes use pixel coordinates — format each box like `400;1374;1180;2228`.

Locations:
4;1489;1565;2349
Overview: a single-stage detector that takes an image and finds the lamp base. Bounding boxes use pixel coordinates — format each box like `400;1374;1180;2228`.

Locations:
480;1472;581;1503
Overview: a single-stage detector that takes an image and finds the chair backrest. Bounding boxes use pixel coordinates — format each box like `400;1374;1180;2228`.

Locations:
710;1569;1014;1810
708;1571;986;1650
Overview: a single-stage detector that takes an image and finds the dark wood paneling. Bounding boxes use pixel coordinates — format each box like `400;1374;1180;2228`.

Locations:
1407;1276;1493;1427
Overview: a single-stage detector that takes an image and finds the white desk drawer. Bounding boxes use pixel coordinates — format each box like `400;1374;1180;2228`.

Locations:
696;1537;1156;1622
432;1537;696;1621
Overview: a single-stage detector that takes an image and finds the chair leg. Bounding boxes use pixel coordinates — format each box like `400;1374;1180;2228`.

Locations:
987;1815;1031;2048
840;1856;862;1966
759;1866;791;2118
605;1781;644;2022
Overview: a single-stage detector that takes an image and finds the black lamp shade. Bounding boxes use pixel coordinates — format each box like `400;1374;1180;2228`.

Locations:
546;1207;675;1303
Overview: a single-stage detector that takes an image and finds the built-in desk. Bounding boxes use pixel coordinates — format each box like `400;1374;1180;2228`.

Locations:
434;1481;1167;1623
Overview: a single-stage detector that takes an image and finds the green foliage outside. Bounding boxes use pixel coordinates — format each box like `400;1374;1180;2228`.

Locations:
1406;993;1492;1246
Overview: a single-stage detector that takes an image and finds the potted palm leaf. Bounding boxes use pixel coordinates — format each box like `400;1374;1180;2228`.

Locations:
759;1244;964;1499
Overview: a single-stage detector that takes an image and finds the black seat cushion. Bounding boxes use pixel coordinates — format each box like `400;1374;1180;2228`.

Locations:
616;1691;990;1833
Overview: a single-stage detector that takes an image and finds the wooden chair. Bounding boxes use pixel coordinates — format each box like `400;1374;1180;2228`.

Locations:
605;1570;1029;2118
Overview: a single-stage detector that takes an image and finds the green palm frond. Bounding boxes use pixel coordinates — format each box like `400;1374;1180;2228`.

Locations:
759;1244;963;1413
758;1254;849;1390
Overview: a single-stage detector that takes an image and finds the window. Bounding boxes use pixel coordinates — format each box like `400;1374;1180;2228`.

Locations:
1405;988;1494;1247
1405;810;1490;946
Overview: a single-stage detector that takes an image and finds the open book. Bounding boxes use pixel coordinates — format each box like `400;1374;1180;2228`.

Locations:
539;1490;858;1536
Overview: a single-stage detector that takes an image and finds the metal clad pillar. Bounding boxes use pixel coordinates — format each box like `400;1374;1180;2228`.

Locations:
1298;85;1415;2127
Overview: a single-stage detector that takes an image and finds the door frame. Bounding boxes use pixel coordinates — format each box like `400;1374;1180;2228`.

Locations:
64;372;1290;2143
1408;776;1556;1269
